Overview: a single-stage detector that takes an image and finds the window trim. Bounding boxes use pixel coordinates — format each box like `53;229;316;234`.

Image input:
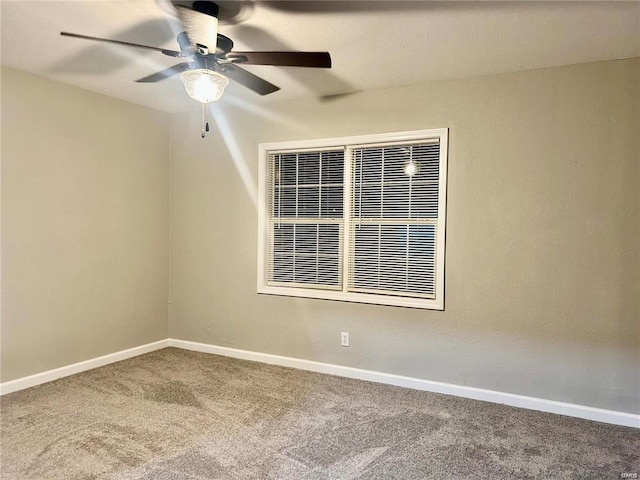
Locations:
257;128;448;310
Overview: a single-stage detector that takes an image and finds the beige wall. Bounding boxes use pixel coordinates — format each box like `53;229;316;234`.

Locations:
1;59;637;414
1;67;170;382
169;58;639;414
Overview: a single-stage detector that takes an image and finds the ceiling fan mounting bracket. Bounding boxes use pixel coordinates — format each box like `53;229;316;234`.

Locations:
191;1;219;18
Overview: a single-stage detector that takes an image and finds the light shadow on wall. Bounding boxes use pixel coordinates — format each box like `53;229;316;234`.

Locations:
210;105;258;210
208;95;312;212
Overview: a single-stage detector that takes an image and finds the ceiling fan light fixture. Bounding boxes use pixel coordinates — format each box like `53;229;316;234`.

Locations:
180;68;229;103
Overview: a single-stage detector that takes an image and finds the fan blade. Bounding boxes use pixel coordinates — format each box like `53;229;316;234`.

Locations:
60;32;184;58
176;31;192;53
226;51;331;68
219;64;279;95
135;63;192;83
174;3;219;52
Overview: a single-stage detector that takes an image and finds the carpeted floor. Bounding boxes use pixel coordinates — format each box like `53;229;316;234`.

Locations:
1;348;638;479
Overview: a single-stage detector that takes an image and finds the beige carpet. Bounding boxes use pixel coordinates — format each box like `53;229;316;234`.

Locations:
1;347;638;479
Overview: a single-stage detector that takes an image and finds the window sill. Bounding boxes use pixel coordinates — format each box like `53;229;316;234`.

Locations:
257;285;444;310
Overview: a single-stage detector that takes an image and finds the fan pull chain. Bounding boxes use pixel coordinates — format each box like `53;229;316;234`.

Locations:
201;102;208;138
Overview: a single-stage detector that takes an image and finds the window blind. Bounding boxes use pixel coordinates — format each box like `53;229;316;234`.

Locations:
348;141;440;298
259;128;448;310
266;149;344;289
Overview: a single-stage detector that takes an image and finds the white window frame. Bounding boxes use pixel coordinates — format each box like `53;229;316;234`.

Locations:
257;128;448;310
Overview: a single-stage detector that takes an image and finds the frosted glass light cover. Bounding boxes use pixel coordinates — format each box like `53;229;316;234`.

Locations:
180;69;229;103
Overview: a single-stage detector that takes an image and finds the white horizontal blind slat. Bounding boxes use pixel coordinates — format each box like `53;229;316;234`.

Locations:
267;149;344;289
348;142;440;299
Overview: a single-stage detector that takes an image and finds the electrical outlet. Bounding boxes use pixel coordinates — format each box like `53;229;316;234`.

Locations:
341;331;350;347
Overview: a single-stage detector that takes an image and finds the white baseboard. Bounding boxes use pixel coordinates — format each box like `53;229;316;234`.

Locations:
0;339;169;395
168;338;640;429
2;337;637;429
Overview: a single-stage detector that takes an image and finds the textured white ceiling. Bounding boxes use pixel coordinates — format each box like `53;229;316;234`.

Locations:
1;1;639;113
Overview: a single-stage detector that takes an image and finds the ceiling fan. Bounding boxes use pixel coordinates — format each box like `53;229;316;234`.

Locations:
60;1;332;137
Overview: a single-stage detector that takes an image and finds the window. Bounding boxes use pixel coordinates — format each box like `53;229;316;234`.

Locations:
258;129;448;310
